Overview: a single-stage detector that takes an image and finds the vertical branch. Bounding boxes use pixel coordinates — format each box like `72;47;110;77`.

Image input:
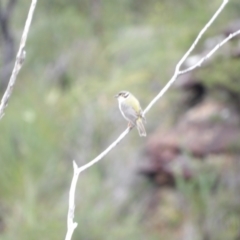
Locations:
0;0;38;119
65;161;79;240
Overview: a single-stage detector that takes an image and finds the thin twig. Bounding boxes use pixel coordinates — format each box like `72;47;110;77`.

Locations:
0;0;37;119
64;128;131;240
78;128;131;173
179;29;240;75
144;0;228;114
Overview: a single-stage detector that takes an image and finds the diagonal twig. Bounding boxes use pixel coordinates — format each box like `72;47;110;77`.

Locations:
0;0;38;119
144;0;229;114
179;29;240;75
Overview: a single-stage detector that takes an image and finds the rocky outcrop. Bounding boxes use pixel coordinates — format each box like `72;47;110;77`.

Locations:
140;20;240;186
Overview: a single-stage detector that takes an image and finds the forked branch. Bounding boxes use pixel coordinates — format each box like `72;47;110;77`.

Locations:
65;0;240;239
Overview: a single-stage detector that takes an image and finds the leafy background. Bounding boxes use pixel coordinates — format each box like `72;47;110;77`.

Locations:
0;0;240;239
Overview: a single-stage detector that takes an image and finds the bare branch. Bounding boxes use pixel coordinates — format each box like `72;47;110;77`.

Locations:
143;0;229;114
64;128;132;239
77;0;230;173
65;161;79;240
65;1;240;239
179;29;240;75
0;0;37;119
78;128;131;172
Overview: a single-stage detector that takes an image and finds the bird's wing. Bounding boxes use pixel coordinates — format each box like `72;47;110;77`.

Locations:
126;95;146;123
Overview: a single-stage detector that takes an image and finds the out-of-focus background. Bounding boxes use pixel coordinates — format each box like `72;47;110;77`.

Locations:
0;0;240;239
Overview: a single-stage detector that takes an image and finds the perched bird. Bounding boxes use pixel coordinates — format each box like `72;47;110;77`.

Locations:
115;91;146;137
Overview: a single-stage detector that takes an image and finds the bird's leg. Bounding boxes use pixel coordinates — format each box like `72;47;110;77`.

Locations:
128;122;133;128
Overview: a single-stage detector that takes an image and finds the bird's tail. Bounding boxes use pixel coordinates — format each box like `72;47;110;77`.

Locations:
136;118;146;137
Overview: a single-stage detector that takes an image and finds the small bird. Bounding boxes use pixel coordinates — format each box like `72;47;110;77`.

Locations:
115;91;146;137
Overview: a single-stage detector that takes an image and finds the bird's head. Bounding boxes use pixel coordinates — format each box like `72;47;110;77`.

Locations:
115;91;130;102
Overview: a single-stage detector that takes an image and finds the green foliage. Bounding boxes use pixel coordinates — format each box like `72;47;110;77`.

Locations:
175;157;240;240
198;58;240;94
0;0;240;239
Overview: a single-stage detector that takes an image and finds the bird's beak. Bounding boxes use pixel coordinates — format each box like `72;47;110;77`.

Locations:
114;94;118;98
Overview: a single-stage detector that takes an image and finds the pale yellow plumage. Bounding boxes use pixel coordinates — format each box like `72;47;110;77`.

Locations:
115;91;146;137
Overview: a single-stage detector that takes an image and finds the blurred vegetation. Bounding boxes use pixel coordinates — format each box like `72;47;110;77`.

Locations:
0;0;240;239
